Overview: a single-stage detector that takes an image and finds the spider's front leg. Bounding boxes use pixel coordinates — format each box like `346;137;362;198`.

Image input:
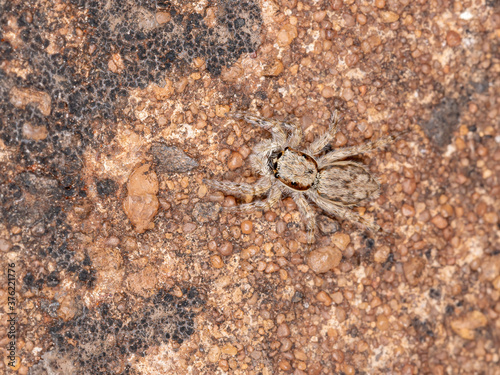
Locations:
229;111;287;145
317;130;408;169
307;110;340;155
226;185;282;213
203;176;273;197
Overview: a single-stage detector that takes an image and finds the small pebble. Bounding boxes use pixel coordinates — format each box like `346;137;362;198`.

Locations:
277;323;291;337
431;215;448;229
264;211;277;222
278;360;292;371
265;262;280;273
227;152;243;170
331;232;351;251
241;220;253;234
218;241;233;256
402;179;417;195
277;24;298;46
182;222;197;233
401;204;415;217
446;30;461;47
379;11;399;23
484;212;498;224
211;255;224;268
208;345;221;363
376;314;390;331
450;311;487;340
373;245;390;263
0;238;12;252
403;256;426;285
321;86;335;98
241;246;260;259
316;291;332;306
307;246;342;274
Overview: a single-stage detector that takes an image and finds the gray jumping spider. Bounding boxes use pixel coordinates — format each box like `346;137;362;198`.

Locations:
205;111;402;243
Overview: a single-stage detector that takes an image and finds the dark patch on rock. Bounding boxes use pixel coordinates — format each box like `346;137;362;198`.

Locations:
192;202;221;223
421;98;460;148
30;287;205;375
96;178;118;198
152;143;199;173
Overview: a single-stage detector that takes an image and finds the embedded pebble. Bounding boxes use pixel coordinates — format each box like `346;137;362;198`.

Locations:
182;222;197;233
431;215;448;229
446;30;461;47
208;345;221;363
373;245;390;264
218;241;233;256
331;232;351;251
264;211;277;222
450;311;487;340
241;220;253;234
307;246;342;274
401;204;415;217
379;11;399;23
480;255;500;281
122;164;159;233
484;212;498;224
321;86;335;99
211;255;224;268
403;257;426;285
10;86;51;116
277;24;298;46
277;323;290;337
316;291;332;306
0;238;12;252
22;123;48;141
227;152;243;170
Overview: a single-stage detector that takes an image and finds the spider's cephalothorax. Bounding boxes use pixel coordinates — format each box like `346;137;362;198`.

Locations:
205;111;402;243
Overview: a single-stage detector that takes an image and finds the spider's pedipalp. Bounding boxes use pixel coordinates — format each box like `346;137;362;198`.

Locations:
230;111;287;145
317;132;405;169
307;190;380;232
225;184;282;212
203;176;273;197
307;110;340;155
292;192;316;243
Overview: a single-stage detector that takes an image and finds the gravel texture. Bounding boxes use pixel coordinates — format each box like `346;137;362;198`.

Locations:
0;0;499;374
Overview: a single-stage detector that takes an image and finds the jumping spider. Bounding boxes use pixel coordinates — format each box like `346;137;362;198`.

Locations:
206;111;402;243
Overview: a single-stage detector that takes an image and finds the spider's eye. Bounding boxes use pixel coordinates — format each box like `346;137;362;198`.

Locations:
303;155;308;159
291;182;297;186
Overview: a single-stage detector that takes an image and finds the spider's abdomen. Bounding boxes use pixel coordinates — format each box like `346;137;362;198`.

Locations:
316;163;379;205
270;148;318;191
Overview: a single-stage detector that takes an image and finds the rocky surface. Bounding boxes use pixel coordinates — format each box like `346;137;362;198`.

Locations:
0;0;499;374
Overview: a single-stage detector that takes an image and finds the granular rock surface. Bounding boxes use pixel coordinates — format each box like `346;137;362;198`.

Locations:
0;0;498;374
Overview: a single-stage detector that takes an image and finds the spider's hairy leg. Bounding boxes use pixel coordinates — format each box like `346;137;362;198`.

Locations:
308;191;380;232
203;177;273;197
227;184;282;212
306;110;340;155
282;121;303;148
292;192;316;244
317;131;407;169
229;111;287;144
